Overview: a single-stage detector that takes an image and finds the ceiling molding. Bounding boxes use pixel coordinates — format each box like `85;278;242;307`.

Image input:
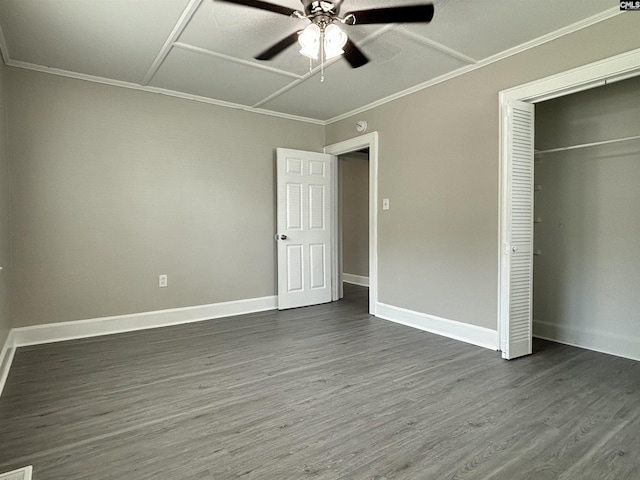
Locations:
326;7;623;124
172;42;303;80
5;59;324;125
396;28;477;65
251;24;394;110
252;76;313;110
251;58;339;109
141;0;202;86
1;6;624;126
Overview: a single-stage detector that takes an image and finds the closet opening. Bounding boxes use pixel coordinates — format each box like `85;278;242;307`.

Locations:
498;48;640;360
532;76;640;361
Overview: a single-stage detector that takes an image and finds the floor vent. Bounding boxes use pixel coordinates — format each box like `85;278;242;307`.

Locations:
0;466;32;480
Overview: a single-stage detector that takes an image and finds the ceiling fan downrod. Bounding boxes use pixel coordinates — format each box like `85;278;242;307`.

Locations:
215;0;434;69
299;0;354;25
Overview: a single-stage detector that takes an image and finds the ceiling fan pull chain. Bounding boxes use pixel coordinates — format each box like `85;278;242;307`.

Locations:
320;29;325;82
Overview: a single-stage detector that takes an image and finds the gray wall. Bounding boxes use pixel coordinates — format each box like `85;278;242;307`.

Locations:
533;76;640;351
8;68;324;327
340;152;369;278
0;60;9;347
325;14;640;330
4;13;640;336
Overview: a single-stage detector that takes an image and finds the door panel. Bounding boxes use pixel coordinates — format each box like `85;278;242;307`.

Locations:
309;244;326;289
286;244;304;292
286;183;302;230
277;148;332;310
501;100;535;359
309;184;325;229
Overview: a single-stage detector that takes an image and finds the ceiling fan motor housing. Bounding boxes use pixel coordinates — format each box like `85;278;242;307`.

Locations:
303;0;342;18
222;0;434;68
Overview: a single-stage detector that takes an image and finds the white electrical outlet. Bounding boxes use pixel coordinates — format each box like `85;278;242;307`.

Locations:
159;274;168;288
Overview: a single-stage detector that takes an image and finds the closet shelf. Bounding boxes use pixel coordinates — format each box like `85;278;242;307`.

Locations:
535;134;640;155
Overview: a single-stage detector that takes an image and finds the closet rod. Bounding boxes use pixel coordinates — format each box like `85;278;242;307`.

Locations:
535;134;640;155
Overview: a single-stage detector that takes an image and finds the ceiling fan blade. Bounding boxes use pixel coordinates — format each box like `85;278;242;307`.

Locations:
343;39;369;69
345;4;434;24
255;31;300;60
216;0;299;17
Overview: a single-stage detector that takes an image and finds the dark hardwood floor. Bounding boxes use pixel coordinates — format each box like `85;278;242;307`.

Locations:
1;284;639;479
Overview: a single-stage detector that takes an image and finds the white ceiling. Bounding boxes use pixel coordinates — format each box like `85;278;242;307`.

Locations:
0;0;619;123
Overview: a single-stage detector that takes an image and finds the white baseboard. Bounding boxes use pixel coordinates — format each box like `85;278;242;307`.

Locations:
342;273;369;287
12;296;277;347
534;320;640;362
376;302;499;350
0;330;16;398
0;466;32;480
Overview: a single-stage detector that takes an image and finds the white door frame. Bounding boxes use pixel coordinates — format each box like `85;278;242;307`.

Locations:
498;48;640;354
325;132;379;315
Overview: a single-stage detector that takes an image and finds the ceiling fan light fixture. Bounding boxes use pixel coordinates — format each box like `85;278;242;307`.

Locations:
222;0;435;70
298;23;321;59
323;23;347;59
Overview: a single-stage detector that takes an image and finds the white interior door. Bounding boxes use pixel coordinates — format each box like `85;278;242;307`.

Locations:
500;100;535;359
276;148;332;310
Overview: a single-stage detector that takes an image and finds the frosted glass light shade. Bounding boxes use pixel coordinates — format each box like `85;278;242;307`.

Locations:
298;23;321;60
324;24;347;59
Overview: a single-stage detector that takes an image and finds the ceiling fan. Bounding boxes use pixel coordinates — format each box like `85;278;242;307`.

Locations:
216;0;435;69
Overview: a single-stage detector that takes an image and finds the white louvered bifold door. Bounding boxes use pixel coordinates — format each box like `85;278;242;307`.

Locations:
502;100;534;359
276;148;332;310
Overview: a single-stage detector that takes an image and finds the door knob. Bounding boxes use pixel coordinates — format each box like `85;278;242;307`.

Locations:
512;246;518;253
280;235;288;240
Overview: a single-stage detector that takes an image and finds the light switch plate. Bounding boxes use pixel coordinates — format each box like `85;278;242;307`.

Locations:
382;198;390;210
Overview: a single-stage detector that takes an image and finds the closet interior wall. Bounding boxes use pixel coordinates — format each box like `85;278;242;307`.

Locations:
533;75;640;360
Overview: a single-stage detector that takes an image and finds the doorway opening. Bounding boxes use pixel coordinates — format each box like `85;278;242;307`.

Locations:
498;48;640;360
337;148;370;299
325;132;379;316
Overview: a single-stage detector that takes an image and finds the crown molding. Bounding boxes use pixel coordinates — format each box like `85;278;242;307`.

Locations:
325;7;623;124
0;7;624;126
5;59;325;125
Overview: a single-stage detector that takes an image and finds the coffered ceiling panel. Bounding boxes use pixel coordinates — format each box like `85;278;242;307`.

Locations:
0;0;619;122
150;46;296;105
0;0;191;83
179;0;304;54
259;28;470;120
406;0;616;60
179;0;313;75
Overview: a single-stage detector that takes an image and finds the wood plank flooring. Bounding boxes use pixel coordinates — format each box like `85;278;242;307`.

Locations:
1;284;639;479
